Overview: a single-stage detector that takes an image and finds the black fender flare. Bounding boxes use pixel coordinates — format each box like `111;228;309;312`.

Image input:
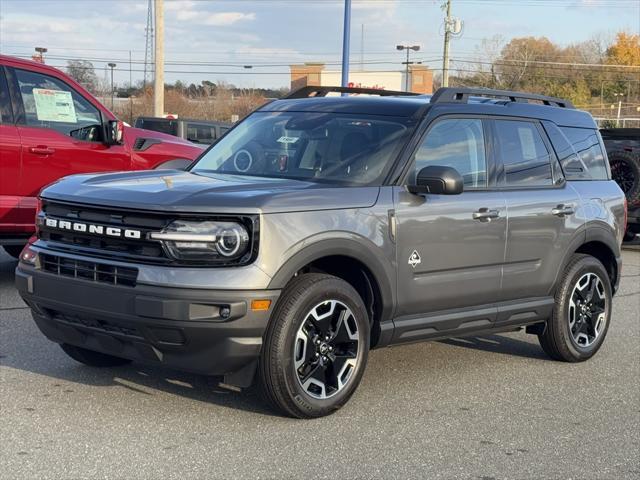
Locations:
267;237;396;325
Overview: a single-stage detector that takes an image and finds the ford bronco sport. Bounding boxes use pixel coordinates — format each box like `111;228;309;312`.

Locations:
16;86;626;418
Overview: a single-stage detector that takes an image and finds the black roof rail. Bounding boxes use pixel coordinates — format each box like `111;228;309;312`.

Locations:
284;85;420;99
430;87;575;109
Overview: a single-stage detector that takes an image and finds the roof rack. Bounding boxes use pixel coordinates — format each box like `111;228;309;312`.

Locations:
430;87;575;109
284;85;420;99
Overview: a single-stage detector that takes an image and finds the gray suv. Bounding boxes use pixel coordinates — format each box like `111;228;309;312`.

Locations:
16;86;626;418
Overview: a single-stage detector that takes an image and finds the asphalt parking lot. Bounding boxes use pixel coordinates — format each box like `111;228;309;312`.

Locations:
0;247;638;480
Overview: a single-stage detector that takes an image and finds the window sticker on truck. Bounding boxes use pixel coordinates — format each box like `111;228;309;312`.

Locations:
33;88;77;123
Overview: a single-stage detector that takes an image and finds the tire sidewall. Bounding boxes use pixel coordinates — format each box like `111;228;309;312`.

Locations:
274;278;370;417
554;257;612;360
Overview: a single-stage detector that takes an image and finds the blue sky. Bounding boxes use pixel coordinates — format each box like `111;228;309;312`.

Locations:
0;0;638;88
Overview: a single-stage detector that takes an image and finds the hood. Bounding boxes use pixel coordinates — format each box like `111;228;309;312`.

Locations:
40;170;380;214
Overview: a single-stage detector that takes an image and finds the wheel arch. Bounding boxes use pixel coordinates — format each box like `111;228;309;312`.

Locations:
554;226;621;295
267;239;395;348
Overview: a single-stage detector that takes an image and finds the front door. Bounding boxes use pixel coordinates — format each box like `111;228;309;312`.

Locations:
10;67;130;203
394;117;507;318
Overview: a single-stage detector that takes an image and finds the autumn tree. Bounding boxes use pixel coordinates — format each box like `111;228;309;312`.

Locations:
606;32;640;66
66;60;99;93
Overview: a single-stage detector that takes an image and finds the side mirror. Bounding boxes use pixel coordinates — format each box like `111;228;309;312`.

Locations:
408;165;464;195
105;120;124;145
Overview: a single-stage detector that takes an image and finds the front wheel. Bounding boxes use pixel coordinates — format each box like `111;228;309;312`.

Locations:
259;274;370;418
539;254;612;362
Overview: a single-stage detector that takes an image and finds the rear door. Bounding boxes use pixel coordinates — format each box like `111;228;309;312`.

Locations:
9;67;130;202
493;118;584;303
394;116;507;318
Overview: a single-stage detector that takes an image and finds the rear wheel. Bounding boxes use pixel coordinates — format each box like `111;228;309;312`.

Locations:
539;254;612;362
259;273;370;418
609;150;640;201
60;344;132;367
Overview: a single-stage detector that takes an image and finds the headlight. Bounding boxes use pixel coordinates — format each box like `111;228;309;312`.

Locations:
150;220;250;262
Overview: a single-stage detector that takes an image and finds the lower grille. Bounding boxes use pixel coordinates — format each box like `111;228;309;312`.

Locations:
45;308;143;339
40;253;138;287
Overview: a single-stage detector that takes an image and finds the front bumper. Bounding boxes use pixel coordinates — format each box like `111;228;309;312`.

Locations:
16;263;280;387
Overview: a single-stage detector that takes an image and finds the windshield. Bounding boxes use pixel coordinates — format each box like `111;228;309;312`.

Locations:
191;111;416;185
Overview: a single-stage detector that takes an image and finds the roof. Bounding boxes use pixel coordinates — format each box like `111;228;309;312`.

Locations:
261;87;596;128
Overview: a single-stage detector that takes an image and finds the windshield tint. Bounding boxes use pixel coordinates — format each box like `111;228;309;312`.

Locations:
191;111;415;185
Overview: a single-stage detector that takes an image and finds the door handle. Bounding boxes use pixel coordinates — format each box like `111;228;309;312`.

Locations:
29;146;56;155
551;204;575;217
472;208;500;221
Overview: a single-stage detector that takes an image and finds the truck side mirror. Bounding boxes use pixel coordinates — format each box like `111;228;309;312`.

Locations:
105;120;124;145
408;165;464;195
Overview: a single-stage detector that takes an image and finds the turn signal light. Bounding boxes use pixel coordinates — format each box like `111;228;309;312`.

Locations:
251;299;272;311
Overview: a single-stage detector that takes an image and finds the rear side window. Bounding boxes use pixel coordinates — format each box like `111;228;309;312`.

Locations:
560;127;608;180
495;120;552;187
137;118;178;136
413;118;487;189
186;122;217;144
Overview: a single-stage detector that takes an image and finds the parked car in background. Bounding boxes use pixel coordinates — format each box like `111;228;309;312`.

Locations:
0;54;204;258
134;117;232;145
601;128;640;241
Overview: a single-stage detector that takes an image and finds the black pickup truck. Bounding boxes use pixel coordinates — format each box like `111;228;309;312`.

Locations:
134;117;232;145
601;128;640;241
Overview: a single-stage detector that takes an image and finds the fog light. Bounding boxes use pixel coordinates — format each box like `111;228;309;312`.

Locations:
219;306;231;319
251;299;271;311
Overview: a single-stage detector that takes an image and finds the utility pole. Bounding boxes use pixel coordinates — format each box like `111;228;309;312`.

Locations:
360;24;364;72
108;63;116;110
614;92;624;127
129;50;133;124
442;0;452;87
154;0;164;117
341;0;352;90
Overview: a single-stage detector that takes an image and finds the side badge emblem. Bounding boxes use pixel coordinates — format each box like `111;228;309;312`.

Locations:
408;250;421;268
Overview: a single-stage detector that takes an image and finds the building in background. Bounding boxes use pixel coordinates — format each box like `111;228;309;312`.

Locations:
290;63;433;94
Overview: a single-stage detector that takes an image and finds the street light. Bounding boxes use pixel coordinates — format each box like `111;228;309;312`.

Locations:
108;63;117;111
34;47;47;63
396;44;420;92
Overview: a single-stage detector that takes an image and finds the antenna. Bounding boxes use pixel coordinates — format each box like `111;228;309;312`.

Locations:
143;0;154;90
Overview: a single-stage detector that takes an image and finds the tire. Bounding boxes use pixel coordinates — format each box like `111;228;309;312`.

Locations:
60;344;132;367
259;273;370;418
609;150;640;202
539;254;612;362
3;245;24;259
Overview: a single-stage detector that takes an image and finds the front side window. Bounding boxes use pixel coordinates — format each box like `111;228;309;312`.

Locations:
15;69;102;141
412;118;487;189
192;111;415;186
495;120;552;187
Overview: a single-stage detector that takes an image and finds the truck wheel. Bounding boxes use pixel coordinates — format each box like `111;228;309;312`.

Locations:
609;150;640;201
539;254;612;362
259;273;370;418
60;344;132;367
3;245;24;259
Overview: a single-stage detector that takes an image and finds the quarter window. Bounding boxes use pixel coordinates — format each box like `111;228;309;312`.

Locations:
495;120;552;187
15;68;102;141
413;118;487;189
186;123;217;144
560;127;608;180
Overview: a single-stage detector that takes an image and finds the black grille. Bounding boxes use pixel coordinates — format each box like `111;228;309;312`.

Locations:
40;253;138;287
38;201;171;264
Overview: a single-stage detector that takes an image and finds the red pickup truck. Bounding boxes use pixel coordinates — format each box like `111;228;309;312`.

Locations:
0;55;203;258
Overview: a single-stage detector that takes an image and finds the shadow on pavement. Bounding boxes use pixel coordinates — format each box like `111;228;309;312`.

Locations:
439;334;548;360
